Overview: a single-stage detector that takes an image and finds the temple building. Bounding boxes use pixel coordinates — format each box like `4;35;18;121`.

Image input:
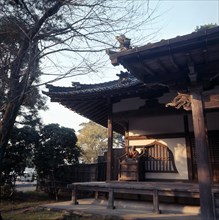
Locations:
44;26;219;220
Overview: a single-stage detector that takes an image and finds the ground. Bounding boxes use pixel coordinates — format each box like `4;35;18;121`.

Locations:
0;183;201;220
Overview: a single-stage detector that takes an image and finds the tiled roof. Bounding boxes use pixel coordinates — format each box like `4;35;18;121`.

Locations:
43;72;148;134
108;26;219;90
42;28;219;133
44;72;142;97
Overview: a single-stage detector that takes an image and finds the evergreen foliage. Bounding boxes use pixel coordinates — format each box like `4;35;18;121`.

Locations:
34;124;80;181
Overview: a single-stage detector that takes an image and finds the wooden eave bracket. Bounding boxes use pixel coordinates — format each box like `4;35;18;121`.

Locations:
166;92;191;111
186;57;198;83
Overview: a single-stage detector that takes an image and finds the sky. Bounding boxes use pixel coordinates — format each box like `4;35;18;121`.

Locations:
40;0;219;132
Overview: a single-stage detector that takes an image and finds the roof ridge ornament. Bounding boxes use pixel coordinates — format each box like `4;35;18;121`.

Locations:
71;82;81;88
106;35;132;55
116;71;133;84
116;71;129;79
115;35;132;51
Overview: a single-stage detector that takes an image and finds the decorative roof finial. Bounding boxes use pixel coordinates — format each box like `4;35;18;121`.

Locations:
116;35;132;51
71;82;81;88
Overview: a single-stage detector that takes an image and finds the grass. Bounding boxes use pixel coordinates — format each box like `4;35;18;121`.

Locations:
0;191;67;220
2;209;64;220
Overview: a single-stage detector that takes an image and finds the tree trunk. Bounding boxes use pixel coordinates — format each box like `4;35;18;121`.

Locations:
0;1;64;185
0;99;23;184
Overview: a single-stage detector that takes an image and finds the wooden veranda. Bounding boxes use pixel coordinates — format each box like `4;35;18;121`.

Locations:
68;181;219;216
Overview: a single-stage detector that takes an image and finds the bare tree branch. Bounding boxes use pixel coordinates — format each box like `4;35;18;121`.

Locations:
0;0;160;184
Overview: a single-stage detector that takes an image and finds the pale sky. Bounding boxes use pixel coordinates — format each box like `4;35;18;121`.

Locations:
40;0;219;132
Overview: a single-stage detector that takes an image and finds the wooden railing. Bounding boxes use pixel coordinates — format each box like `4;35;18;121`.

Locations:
144;141;178;173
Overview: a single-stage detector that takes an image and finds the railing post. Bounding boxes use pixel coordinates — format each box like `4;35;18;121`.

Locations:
107;189;115;209
71;185;78;205
153;189;161;214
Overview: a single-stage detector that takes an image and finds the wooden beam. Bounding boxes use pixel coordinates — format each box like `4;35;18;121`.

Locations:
106;99;113;181
168;53;181;71
127;132;186;140
203;93;219;109
190;90;214;220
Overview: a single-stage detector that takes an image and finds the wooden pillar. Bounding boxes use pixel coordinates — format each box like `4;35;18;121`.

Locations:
106;99;113;182
183;115;193;180
125;123;129;155
190;90;214;220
